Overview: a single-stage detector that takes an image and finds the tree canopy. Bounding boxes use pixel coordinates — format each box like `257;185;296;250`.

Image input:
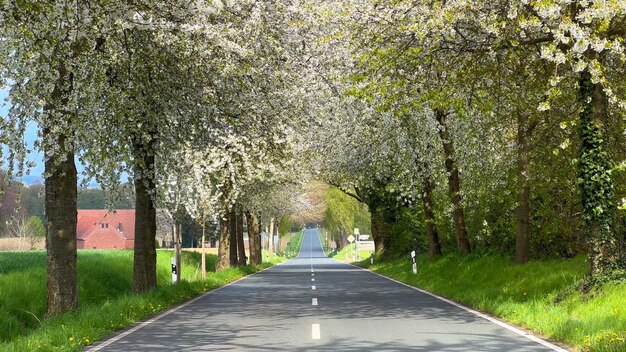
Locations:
1;0;626;314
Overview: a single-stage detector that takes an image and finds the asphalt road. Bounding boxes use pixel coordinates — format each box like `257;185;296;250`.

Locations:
87;229;567;351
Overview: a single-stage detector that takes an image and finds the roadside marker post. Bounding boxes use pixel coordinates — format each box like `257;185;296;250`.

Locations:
171;257;178;283
370;252;374;265
411;250;417;275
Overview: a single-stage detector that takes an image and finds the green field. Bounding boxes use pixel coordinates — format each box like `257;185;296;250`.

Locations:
0;250;275;352
361;254;626;352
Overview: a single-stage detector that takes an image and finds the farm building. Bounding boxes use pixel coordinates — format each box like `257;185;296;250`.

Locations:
76;210;135;249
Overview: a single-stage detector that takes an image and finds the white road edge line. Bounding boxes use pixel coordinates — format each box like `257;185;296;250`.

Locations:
85;265;277;352
312;323;320;340
333;259;569;352
312;298;318;306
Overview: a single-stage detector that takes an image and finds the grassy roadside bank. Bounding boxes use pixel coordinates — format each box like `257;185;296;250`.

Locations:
0;250;279;352
331;243;372;262
279;229;305;258
359;254;626;352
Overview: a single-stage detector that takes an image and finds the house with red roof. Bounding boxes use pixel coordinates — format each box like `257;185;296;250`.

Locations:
76;210;135;249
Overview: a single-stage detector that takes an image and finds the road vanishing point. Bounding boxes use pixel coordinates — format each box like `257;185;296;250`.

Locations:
87;229;567;351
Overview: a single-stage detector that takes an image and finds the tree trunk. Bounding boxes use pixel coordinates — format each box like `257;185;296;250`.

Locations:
435;108;472;254
236;206;246;266
268;217;275;254
201;224;206;279
577;63;619;276
515;113;531;264
44;137;78;315
246;210;262;265
216;211;231;270
229;208;238;266
132;131;158;292
370;209;388;256
421;175;442;258
44;62;78;315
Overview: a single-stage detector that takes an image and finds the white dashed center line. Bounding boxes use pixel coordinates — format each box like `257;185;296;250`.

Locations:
312;298;318;306
312;285;316;290
312;324;320;340
311;278;315;282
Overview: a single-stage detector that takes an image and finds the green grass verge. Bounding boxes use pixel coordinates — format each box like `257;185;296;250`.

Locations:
0;250;273;352
331;243;373;262
361;253;626;352
277;229;305;258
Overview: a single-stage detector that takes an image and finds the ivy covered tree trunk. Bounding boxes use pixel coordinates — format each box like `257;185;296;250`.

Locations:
577;67;619;276
236;206;246;266
246;210;262;265
421;175;442;258
435;108;472;254
216;211;232;270
515;112;531;264
132;128;158;293
44;63;78;315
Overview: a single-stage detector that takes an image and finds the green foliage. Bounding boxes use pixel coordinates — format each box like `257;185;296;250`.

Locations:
386;207;422;258
365;254;626;352
25;217;44;239
0;250;270;350
353;207;371;237
277;216;292;237
323;187;360;234
323;186;371;243
528;129;583;258
76;185;135;210
76;188;106;210
577;72;620;274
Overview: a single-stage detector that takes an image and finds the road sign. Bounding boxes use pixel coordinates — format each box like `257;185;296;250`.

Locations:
354;228;360;235
347;235;355;243
359;235;370;241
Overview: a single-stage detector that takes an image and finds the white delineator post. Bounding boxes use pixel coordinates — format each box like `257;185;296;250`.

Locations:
171;222;182;283
171;257;178;283
411;250;417;274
